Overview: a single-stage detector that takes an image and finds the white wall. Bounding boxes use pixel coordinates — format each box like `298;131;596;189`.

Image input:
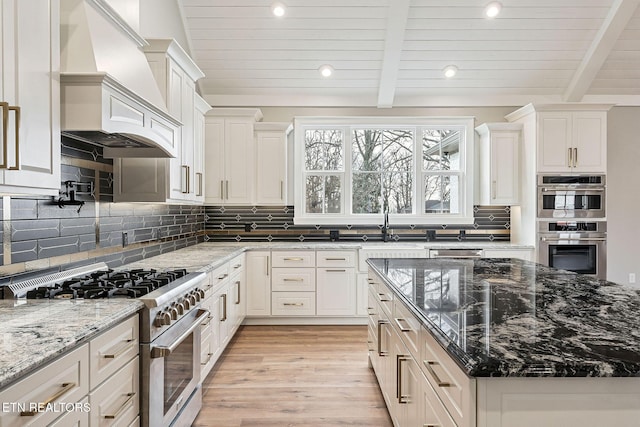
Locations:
607;107;640;287
139;0;191;55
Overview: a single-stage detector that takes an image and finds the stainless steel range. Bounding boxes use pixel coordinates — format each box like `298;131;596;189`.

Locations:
3;262;209;427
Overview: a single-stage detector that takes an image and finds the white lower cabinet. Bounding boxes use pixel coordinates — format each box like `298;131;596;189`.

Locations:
316;267;356;316
246;251;271;316
0;314;140;427
271;291;316;316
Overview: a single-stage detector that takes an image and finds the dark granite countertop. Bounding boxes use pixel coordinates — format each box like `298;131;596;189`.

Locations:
367;257;640;378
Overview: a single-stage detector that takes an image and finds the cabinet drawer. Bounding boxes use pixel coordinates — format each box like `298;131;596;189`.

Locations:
272;268;316;292
392;299;421;361
421;372;458;427
421;326;475;427
89;356;139;427
128;415;140;427
271;292;316;316
89;315;139;390
316;250;356;268
369;275;393;317
229;254;245;273
48;397;89;427
0;344;89;427
211;263;230;289
271;251;315;268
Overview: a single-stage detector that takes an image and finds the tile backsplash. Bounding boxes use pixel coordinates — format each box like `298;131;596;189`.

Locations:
0;138;205;276
204;205;510;242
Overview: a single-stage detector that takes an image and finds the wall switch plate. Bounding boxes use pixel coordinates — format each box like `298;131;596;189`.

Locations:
629;273;636;284
122;232;129;247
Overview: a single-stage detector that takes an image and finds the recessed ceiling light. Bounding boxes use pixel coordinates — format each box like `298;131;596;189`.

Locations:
319;64;334;78
271;2;286;17
443;65;458;79
484;1;502;18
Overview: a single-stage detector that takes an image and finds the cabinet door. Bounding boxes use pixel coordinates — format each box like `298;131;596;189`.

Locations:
316;268;356;316
168;64;186;201
538;112;572;172
572;111;606;172
193;104;206;202
204;117;226;203
256;130;286;204
246;251;271;316
225;119;255;204
490;131;520;205
0;0;60;194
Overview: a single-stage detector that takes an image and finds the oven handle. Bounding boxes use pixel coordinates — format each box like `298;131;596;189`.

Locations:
540;237;606;242
539;187;605;193
150;309;209;359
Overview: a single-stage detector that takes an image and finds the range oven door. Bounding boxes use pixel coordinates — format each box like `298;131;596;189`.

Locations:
538;235;606;279
142;307;208;427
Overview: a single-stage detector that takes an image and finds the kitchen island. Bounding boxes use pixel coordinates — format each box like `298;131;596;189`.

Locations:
367;257;640;427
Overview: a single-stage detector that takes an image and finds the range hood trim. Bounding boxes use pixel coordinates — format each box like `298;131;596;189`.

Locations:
85;0;148;48
61;72;183;158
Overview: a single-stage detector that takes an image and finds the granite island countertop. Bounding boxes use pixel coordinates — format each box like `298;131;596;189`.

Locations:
367;257;640;378
0;299;143;389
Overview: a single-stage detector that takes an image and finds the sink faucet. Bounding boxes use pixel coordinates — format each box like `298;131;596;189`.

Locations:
382;212;390;242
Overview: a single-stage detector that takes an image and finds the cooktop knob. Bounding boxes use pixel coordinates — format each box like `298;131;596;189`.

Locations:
197;289;205;300
193;290;202;302
183;298;191;310
175;302;185;315
154;311;171;327
169;306;179;320
188;293;197;305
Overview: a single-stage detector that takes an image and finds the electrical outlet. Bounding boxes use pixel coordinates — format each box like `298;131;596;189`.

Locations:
629;273;636;284
122;232;129;247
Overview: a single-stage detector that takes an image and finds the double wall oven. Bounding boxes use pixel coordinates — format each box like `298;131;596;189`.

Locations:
537;174;607;279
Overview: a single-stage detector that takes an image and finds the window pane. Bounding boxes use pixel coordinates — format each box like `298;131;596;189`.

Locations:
305;129;343;171
423;129;461;171
353;172;382;214
384;172;413;214
382;129;413;174
352;129;383;171
306;176;323;213
325;176;341;213
424;175;460;214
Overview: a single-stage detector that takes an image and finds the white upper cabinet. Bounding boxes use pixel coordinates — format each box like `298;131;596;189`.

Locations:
114;39;206;203
204;109;262;205
476;123;521;206
255;122;291;205
0;0;60;195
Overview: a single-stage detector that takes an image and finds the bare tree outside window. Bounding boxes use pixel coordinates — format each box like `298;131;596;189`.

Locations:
304;129;343;214
423;129;461;214
352;129;413;214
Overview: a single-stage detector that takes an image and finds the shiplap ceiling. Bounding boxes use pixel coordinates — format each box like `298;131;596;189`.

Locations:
179;0;640;107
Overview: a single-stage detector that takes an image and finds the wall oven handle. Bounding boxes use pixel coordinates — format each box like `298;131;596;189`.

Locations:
540;187;605;192
541;237;607;242
150;309;209;358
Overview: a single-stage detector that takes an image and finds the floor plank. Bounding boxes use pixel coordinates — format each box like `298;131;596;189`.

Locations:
193;325;393;427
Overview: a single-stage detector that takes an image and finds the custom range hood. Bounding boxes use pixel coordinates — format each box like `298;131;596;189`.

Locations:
60;0;180;158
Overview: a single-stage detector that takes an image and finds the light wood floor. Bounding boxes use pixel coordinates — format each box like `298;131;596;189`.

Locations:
193;325;393;427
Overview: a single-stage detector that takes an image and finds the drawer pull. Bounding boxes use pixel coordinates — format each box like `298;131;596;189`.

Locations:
424;425;440;427
367;278;374;283
394;317;412;333
20;382;76;416
377;293;390;302
233;264;242;269
221;294;228;321
282;278;304;282
377;320;389;356
396;355;410;404
324;257;346;261
104;392;135;420
201;352;214;365
103;339;134;359
283;257;304;261
367;308;376;315
325;269;346;272
235;281;241;305
218;273;228;280
423;360;451;387
283;302;304;306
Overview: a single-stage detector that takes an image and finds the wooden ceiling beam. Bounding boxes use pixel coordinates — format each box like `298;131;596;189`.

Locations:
563;0;640;102
377;0;411;108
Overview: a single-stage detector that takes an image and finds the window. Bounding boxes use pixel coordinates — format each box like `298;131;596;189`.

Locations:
294;117;475;225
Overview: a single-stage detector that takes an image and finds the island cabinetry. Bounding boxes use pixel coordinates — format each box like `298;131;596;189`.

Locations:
204;109;262;205
475;123;521;206
246;251;271;316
